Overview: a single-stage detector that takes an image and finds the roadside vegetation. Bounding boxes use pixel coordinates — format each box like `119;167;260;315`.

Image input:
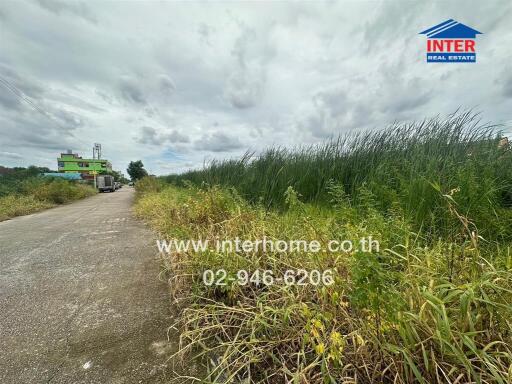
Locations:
136;112;512;383
0;166;96;221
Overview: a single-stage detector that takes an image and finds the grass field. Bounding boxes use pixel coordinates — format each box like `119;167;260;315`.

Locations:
136;113;512;383
0;168;96;221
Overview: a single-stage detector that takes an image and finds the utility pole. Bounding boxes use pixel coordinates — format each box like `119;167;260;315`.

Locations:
92;143;102;189
93;143;101;160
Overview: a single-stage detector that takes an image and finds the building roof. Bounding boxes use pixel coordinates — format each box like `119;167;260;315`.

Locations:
43;172;83;180
419;19;482;39
60;153;82;158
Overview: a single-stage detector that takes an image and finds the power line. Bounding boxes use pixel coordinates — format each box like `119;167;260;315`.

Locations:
0;75;92;150
0;76;56;119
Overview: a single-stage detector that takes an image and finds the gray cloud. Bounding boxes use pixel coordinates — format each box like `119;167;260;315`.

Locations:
36;0;98;24
379;77;432;116
194;132;243;152
52;109;85;130
362;1;427;53
136;126;159;145
136;126;190;146
118;78;147;105
158;74;176;94
162;130;190;144
223;23;271;109
502;70;512;99
0;113;80;152
0;65;45;110
0;63;87;157
198;23;215;46
298;87;378;139
0;89;21;110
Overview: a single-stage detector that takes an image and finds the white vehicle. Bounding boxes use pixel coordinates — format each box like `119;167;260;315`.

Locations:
96;175;116;192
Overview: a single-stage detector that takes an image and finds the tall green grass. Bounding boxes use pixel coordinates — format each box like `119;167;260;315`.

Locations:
164;112;512;240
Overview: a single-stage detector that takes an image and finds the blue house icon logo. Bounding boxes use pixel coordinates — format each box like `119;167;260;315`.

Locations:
419;20;482;63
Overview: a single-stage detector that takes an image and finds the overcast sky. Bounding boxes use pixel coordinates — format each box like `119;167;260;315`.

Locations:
1;1;511;175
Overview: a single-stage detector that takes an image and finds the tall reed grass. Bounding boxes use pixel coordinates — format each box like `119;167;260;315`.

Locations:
164;112;512;240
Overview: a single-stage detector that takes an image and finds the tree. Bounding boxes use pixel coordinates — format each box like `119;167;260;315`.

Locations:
102;169;129;184
114;171;130;184
127;160;148;181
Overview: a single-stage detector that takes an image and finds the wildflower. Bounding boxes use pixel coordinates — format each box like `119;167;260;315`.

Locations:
330;331;343;346
315;343;325;355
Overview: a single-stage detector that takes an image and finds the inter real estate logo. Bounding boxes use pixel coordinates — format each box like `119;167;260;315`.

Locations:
419;19;482;63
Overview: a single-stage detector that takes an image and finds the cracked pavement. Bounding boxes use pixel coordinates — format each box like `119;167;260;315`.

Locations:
0;187;176;383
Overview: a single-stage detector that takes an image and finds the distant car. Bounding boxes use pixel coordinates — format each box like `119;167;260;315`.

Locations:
128;182;134;186
114;182;121;190
97;175;115;192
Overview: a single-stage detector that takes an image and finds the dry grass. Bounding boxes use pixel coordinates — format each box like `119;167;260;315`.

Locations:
0;194;54;221
135;185;512;383
0;179;96;221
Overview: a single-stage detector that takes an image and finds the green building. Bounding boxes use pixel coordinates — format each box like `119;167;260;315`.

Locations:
57;150;112;179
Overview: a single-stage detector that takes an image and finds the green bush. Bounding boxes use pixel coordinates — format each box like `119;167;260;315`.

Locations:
134;176;165;196
31;179;94;204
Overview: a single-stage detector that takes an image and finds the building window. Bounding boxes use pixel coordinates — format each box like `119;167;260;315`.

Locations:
58;162;64;167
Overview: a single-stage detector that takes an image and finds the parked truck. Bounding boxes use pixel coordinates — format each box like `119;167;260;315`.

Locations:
96;175;116;192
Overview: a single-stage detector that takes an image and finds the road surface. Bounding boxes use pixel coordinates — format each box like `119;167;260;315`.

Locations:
0;187;175;383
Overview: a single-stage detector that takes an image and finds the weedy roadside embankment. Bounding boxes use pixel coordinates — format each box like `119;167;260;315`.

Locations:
136;112;512;383
0;176;96;221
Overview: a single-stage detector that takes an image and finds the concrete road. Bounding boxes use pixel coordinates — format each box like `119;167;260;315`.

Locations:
0;187;175;383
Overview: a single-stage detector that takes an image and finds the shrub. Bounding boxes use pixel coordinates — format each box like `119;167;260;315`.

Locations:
134;176;165;196
32;179;95;204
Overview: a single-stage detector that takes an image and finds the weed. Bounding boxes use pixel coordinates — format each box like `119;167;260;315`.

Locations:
136;184;512;383
137;112;512;383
